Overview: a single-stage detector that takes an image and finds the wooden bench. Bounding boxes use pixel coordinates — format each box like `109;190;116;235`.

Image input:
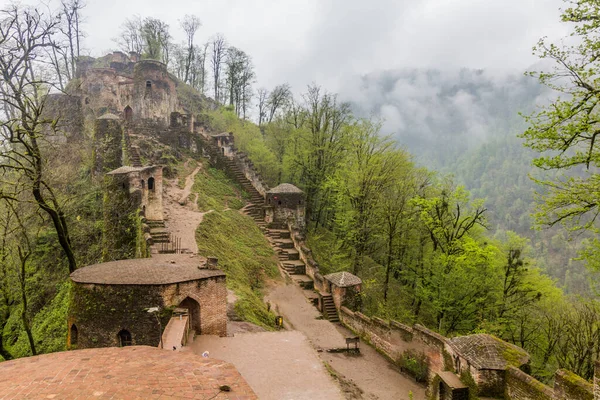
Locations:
346;336;360;353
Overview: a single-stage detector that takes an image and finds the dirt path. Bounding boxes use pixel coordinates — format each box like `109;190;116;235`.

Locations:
164;162;424;399
266;283;427;400
162;162;211;254
191;331;345;400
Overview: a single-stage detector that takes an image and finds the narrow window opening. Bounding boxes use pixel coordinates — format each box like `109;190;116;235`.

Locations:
146;80;152;88
148;177;155;191
124;105;133;122
141;179;145;189
70;324;78;345
118;329;132;347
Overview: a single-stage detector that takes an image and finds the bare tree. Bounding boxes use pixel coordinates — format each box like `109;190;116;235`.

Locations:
210;33;227;102
46;0;85;89
59;0;84;78
224;47;254;117
180;14;201;84
115;15;143;55
257;88;268;127
0;5;77;273
189;42;208;93
267;84;291;123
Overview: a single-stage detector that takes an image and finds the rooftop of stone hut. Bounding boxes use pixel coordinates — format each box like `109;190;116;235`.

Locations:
267;183;303;194
70;254;224;286
448;333;530;370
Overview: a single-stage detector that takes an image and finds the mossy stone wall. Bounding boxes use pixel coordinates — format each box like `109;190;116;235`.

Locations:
69;283;170;349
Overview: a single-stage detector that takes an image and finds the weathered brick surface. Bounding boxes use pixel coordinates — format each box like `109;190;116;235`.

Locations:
161;277;227;336
553;369;593;400
505;366;553;400
70;270;227;349
0;346;257;399
339;307;443;379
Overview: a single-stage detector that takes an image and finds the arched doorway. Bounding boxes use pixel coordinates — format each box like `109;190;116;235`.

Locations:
118;329;132;347
124;106;133;122
70;324;78;346
178;297;201;334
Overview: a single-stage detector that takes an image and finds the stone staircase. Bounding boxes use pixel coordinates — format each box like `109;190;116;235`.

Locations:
146;219;169;243
266;228;313;290
221;158;266;228
322;294;339;323
129;145;142;167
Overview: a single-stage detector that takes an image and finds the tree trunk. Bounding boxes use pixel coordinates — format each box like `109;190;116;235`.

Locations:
30;137;77;273
18;248;36;356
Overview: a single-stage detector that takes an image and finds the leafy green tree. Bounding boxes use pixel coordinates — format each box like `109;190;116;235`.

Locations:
521;0;600;269
141;18;171;63
290;85;352;225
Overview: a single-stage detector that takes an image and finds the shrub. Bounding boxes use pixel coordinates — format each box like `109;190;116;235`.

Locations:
398;349;429;382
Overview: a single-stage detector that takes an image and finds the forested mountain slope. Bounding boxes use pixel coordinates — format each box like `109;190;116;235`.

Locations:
342;68;594;294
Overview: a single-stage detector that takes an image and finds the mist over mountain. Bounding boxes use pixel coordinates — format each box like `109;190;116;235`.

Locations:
340;68;551;168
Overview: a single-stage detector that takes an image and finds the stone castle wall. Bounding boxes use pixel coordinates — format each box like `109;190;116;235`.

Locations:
339;306;596;400
69;275;227;349
161;277;227;336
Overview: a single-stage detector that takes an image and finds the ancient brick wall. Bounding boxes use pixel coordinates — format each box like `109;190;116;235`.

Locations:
553;369;593;400
139;167;163;221
161;276;227;336
70;275;227;350
505;367;553;400
95;116;123;173
132;60;177;125
42;93;83;141
339;307;442;379
475;369;505;398
69;283;169;349
102;175;139;261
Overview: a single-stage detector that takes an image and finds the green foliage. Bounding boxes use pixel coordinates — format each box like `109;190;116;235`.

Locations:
397;349;429;382
460;369;479;400
193;165;245;211
520;0;600;271
306;228;352;275
4;282;70;358
196;210;279;329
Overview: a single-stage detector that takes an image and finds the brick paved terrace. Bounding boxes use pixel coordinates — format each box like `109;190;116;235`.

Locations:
0;346;257;399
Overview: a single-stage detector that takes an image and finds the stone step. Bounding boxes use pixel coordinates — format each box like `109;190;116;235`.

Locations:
266;229;290;239
281;260;305;267
290;275;314;290
146;220;165;227
275;239;294;249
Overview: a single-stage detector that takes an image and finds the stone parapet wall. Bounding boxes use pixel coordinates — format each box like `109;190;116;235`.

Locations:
339;306;444;380
234;152;269;196
201;134;269;197
505;367;553;400
338;307;597;400
553;369;593;400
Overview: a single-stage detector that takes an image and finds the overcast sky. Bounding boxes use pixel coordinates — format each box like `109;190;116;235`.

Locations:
74;0;567;93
